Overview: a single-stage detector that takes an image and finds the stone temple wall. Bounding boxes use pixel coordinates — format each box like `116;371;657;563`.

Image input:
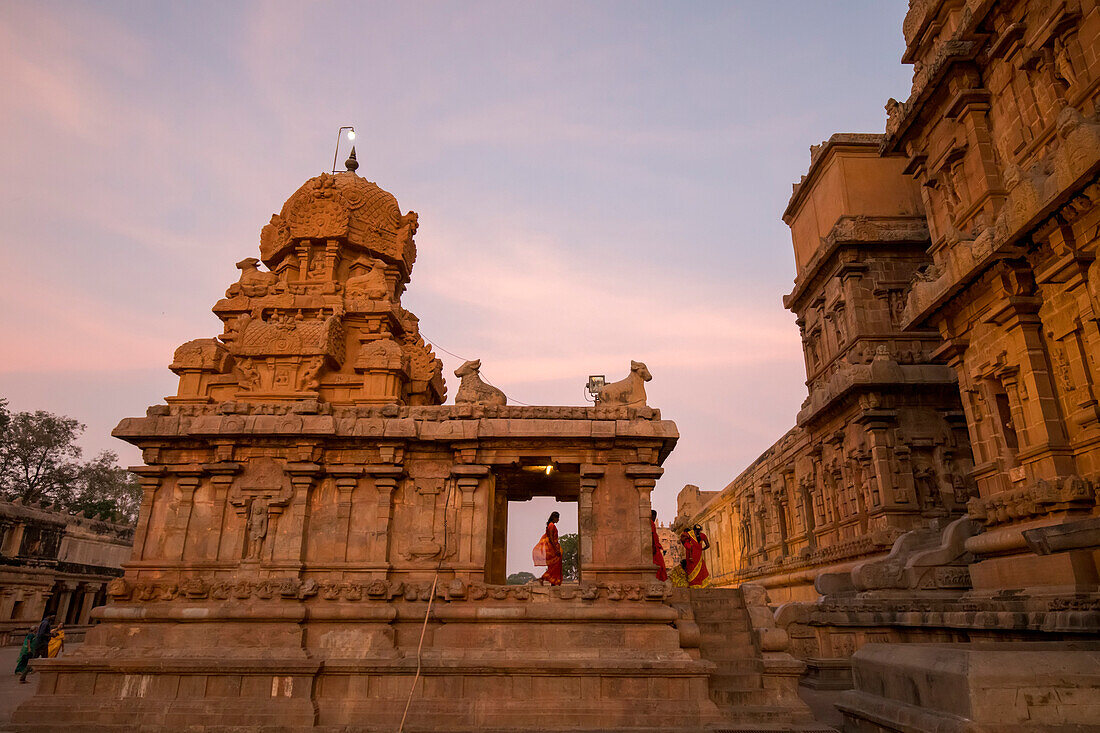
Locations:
0;499;133;644
682;136;973;603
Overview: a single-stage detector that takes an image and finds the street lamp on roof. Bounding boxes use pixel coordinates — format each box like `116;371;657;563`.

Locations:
332;126;356;173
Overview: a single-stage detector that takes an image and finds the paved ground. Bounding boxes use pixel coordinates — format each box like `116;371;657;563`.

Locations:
798;685;846;729
0;643;83;727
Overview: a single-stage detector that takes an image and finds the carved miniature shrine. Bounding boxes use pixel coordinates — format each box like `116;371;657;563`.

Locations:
11;159;821;732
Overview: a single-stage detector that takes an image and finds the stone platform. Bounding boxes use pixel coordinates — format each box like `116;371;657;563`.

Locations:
11;587;832;732
836;641;1100;732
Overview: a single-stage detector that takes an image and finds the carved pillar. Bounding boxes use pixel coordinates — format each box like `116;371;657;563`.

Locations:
364;465;403;567
452;465;490;581
77;583;103;625
54;582;76;626
275;462;321;569
627;464;663;572
205;464;240;563
328;466;364;563
578;465;603;579
129;466;165;561
165;468;203;561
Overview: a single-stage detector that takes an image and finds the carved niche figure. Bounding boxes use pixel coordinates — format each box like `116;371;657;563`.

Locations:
454;359;507;406
246;501;269;560
226;257;283;298
595;360;652;407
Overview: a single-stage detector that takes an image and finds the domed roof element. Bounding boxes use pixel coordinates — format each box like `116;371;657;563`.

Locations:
260;171;414;271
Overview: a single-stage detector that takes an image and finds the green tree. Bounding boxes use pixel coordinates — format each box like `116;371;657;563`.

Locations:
560;532;579;581
71;450;142;524
506;571;535;585
0;409;84;504
0;401;139;523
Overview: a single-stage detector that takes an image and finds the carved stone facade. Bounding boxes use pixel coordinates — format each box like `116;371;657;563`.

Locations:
681;136;974;603
0;499;133;644
12;164;821;732
888;0;1100;597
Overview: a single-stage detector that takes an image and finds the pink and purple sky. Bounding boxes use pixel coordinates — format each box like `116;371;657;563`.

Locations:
0;1;911;574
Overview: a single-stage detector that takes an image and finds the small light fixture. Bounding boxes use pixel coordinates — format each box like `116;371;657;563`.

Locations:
544;464;553;476
332;126;357;173
584;375;605;403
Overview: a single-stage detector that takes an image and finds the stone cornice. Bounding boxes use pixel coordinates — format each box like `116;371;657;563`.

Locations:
783;134;885;222
797;362;958;428
784;216;930;311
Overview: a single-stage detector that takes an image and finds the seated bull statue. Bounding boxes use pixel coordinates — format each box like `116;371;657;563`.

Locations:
454;359;507;406
596;360;652;407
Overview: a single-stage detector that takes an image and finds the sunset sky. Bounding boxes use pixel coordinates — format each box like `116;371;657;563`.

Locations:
0;1;912;573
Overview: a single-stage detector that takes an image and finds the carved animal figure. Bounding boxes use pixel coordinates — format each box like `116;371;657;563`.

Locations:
227;257;283;298
454;359;507;406
344;258;391;300
595;360;652;407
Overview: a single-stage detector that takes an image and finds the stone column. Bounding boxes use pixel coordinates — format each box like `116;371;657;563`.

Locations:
578;465;603;580
452;465;490;581
364;465;403;568
329;466;365;563
129;466;165;561
54;582;76;626
627;464;663;573
205;464;241;563
164;467;202;561
77;583;103;625
276;462;321;568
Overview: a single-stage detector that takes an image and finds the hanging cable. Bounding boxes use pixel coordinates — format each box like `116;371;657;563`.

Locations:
396;479;455;733
419;330;536;406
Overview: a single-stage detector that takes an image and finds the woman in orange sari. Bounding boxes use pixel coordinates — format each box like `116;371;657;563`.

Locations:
680;528;709;586
532;511;563;585
651;510;668;581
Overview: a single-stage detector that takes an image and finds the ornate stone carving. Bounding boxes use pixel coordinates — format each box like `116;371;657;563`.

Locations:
595;360;652;407
454;359;507;406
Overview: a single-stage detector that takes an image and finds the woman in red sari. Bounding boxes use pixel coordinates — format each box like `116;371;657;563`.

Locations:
680;527;709;586
532;511;563;585
651;510;668;581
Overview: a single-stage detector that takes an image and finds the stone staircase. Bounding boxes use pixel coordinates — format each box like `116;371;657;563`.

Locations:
687;587;836;733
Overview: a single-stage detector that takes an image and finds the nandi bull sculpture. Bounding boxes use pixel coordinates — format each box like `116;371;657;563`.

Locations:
454;359;507;406
595;360;652;407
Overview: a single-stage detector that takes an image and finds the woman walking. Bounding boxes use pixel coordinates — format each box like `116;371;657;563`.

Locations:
680;529;710;587
651;510;668;581
14;628;35;677
532;511;563;586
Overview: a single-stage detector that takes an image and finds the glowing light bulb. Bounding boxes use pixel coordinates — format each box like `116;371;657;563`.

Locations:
545;465;553;475
347;130;356;140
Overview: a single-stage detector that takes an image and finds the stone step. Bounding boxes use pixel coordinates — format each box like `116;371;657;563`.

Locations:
708;672;762;691
696;619;752;633
698;631;753;647
713;704;831;728
693;609;749;622
707;656;759;672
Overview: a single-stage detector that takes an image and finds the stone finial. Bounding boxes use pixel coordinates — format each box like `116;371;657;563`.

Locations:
345;146;359;173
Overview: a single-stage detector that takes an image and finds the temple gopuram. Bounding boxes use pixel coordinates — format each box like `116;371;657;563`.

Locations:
681;0;1100;728
11;156;827;732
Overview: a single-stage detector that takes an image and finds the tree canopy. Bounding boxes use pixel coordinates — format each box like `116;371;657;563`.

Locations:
0;399;140;523
560;532;579;581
